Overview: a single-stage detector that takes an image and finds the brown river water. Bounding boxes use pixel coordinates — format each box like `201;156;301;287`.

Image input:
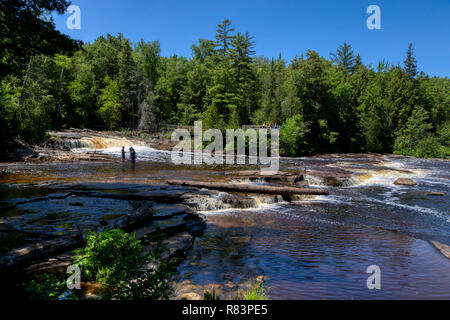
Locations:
1;146;449;300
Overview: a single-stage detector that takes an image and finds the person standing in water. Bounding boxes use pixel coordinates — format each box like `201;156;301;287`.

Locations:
129;147;136;164
121;146;126;160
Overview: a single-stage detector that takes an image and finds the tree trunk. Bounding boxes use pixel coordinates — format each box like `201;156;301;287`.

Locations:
166;180;329;196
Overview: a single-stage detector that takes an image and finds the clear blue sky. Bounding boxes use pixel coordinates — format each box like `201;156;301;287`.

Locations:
53;0;450;77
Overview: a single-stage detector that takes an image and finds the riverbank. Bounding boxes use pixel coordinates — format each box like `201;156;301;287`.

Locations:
1;129;176;163
2;129;449;164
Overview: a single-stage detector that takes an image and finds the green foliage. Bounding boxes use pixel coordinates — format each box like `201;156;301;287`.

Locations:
239;282;269;301
73;229;174;300
438;121;450;147
330;43;356;74
25;273;78;300
73;229;145;285
0;0;81;77
394;106;448;158
112;259;174;300
280;114;309;156
358;85;390;152
98;77;123;130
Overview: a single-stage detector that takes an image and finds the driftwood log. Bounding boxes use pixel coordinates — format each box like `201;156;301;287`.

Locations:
166;180;329;196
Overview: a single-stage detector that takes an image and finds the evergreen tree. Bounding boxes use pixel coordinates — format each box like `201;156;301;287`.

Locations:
404;43;418;79
215;19;235;57
330;43;356;74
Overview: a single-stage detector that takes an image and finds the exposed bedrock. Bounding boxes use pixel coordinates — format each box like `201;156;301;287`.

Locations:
0;184;208;297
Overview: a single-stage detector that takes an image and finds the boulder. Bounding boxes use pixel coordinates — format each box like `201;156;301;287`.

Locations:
431;241;450;259
394;178;417;186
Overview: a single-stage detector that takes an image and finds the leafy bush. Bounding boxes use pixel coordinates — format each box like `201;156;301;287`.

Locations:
113;259;174;300
73;229;175;300
73;229;145;285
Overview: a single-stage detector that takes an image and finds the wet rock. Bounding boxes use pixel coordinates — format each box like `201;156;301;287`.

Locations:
394;178;417;186
294;181;309;188
80;282;105;300
165;232;195;259
1;139;38;162
217;193;256;208
69;202;84;207
179;292;202;300
151;204;188;220
431;241;450;259
24;252;73;276
305;171;353;187
255;275;267;283
286;174;305;185
427;192;445;196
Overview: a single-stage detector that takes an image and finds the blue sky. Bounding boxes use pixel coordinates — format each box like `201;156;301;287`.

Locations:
53;0;450;77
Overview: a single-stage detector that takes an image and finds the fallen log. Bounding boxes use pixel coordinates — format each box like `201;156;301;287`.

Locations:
166;180;329;196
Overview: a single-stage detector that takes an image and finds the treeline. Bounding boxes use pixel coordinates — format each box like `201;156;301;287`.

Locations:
1;2;449;157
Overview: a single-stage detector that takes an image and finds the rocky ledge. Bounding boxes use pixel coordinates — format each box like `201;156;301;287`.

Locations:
0;183;207;299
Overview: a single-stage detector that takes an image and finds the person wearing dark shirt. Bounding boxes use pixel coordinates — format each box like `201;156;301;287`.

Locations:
121;146;126;160
129;147;136;164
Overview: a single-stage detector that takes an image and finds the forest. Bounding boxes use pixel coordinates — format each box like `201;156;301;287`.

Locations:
1;0;449;158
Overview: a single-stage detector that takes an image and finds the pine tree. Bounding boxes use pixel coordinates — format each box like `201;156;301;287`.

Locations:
330;43;356;74
404;43;417;79
215;19;235;57
230;32;257;123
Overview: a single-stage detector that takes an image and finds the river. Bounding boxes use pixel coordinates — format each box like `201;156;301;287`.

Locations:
1;146;449;300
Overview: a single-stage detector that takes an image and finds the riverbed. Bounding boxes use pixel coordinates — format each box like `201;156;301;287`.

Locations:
1;147;449;300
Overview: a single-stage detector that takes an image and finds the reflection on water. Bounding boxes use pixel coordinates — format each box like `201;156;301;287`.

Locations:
181;203;450;299
1;149;449;299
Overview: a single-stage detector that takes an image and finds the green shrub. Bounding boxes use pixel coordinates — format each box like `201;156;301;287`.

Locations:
73;229;145;285
113;259;174;300
239;282;269;300
73;229;175;300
